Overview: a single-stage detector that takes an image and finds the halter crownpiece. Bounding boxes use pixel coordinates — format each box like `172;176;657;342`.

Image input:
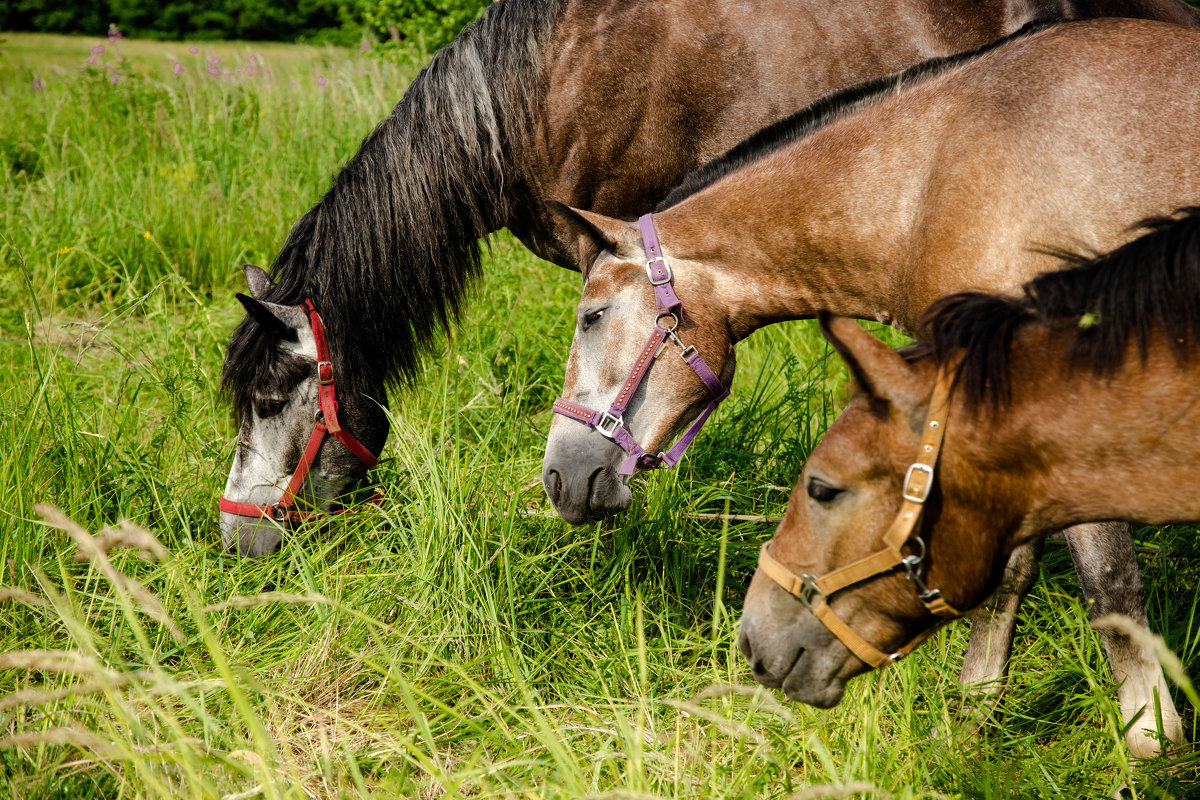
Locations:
757;367;963;668
219;299;379;523
552;213;730;475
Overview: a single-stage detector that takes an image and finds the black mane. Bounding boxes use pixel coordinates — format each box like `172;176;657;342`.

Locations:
655;20;1056;213
222;0;565;411
913;208;1200;410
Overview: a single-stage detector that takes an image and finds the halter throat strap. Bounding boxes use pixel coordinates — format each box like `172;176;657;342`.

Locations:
219;299;379;523
552;214;730;475
757;367;963;667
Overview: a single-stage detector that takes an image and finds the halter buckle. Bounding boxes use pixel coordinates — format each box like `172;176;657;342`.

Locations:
797;574;824;611
269;504;289;522
646;257;672;285
317;361;335;385
902;462;934;503
679;344;697;360
595;411;624;439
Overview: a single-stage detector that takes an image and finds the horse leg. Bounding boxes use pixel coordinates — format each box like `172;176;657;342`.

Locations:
1064;521;1183;759
955;537;1043;728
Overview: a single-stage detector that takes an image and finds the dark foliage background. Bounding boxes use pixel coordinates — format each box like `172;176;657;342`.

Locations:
0;0;487;46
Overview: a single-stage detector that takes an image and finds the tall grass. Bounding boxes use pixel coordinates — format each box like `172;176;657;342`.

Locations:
1;31;1198;799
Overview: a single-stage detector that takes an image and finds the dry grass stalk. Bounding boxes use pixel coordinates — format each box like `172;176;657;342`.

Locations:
0;649;118;680
786;782;888;800
660;698;767;746
0;726;119;757
89;520;171;562
692;683;796;724
35;504;184;643
0;588;50;607
202;593;332;613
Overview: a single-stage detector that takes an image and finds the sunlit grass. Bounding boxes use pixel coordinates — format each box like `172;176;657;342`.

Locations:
1;30;1198;799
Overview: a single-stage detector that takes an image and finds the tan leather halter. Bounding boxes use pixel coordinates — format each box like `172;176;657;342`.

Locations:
757;368;963;668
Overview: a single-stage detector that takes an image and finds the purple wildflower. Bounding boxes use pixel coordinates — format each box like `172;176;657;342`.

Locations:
32;78;44;91
317;75;327;87
107;24;123;42
206;57;222;77
189;46;199;55
360;40;372;53
173;62;183;77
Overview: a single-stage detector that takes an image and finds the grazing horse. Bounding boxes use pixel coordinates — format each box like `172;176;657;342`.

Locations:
219;0;1200;553
739;210;1200;745
542;18;1200;756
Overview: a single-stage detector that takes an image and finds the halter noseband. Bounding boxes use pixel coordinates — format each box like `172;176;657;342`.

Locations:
757;368;963;668
219;299;379;523
552;214;730;475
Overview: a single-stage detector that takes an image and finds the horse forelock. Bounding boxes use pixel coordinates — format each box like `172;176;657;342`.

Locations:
224;0;566;406
914;207;1200;412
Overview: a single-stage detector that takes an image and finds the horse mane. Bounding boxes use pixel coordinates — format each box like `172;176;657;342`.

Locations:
912;207;1200;410
655;19;1057;213
223;0;565;411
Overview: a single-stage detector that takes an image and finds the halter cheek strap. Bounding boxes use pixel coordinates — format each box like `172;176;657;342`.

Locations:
219;299;379;523
757;367;963;668
552;214;731;475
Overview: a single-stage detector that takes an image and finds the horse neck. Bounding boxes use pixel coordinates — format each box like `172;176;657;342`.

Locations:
946;328;1200;543
654;112;944;341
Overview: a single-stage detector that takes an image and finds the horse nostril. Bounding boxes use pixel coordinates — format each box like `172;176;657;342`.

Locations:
545;470;562;504
737;628;753;662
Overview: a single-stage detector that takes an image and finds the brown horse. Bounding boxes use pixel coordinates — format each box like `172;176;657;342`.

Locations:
740;209;1200;745
542;18;1200;755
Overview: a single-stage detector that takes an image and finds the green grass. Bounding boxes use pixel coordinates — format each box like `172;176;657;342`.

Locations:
2;30;1199;799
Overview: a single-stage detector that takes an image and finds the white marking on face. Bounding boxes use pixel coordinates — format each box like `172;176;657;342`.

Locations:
220;324;329;532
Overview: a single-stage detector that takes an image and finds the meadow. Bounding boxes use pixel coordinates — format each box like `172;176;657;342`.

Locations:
1;30;1199;799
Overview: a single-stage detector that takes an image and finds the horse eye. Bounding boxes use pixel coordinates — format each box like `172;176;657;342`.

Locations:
581;308;606;331
806;478;843;503
255;398;288;418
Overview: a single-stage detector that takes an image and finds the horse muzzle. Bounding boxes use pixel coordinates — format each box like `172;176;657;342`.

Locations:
541;430;632;524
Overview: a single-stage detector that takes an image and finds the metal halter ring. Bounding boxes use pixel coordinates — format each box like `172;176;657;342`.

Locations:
798;574;824;610
656;311;679;332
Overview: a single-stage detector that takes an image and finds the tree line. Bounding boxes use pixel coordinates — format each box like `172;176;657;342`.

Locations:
0;0;488;49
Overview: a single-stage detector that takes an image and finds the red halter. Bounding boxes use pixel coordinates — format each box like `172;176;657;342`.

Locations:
219;299;379;523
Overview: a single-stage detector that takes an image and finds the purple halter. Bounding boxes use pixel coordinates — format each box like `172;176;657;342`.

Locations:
552;213;731;476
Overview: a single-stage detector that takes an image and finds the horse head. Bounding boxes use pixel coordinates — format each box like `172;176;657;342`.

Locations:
542;206;736;524
739;315;1010;706
219;265;389;556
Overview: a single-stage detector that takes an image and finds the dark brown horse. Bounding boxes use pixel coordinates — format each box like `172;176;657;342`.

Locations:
740;209;1200;748
542;18;1200;755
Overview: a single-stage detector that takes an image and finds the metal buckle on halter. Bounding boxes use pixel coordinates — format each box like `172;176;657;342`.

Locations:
317;361;335;385
595;411;624;439
679;345;697;360
797;574;824;611
902;462;934;503
901;538;942;603
646;256;672;285
269;504;289;522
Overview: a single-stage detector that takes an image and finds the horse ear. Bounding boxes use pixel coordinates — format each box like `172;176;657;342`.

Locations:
242;264;273;298
235;293;300;342
547;201;642;276
818;313;924;420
